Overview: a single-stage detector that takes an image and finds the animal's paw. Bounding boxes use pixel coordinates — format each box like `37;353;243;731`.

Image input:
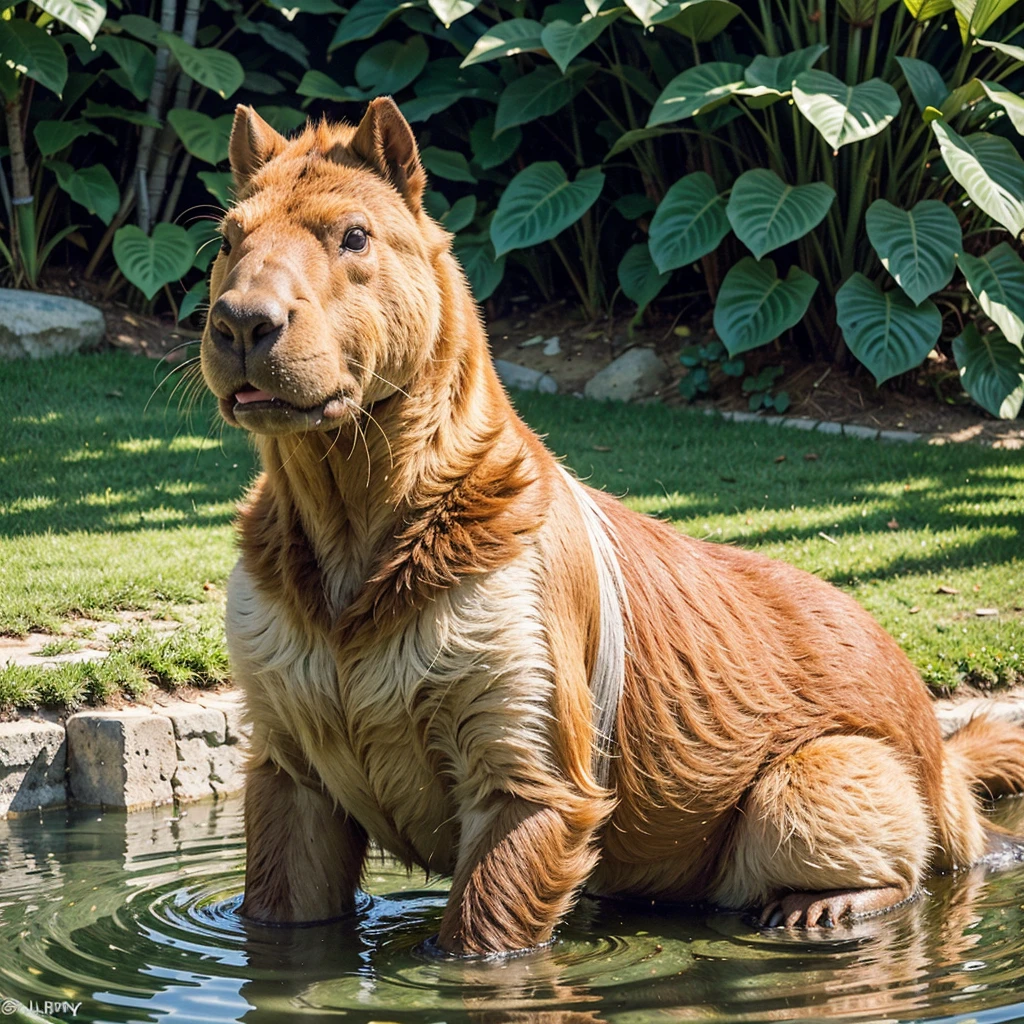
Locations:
759;886;912;928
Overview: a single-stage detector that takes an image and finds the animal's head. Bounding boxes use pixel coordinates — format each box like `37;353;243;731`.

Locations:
201;98;449;435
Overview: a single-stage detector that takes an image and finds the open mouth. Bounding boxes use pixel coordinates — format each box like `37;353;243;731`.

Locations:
221;385;349;432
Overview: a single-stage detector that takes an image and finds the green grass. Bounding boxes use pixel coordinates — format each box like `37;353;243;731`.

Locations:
1;350;1021;713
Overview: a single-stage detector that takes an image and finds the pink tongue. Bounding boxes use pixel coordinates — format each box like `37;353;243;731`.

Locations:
235;389;275;404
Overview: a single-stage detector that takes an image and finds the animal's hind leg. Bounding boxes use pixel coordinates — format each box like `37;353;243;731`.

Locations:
713;735;932;927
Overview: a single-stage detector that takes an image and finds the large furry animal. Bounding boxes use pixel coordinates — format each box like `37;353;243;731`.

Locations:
201;98;1024;955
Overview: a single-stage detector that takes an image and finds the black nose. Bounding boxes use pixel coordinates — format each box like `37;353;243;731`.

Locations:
210;294;287;353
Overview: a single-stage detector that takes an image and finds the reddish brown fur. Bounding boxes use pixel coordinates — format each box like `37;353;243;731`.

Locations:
202;99;1024;956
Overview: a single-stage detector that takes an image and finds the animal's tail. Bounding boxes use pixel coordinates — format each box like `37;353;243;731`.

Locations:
935;714;1024;868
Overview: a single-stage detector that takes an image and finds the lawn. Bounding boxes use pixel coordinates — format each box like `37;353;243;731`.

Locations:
1;349;1021;711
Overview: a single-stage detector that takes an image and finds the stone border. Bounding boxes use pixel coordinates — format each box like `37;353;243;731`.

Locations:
710;409;922;443
0;691;248;817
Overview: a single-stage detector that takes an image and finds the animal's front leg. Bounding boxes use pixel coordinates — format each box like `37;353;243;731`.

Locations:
437;798;601;955
241;758;367;924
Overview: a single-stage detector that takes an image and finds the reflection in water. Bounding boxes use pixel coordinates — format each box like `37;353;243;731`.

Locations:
1;797;1023;1023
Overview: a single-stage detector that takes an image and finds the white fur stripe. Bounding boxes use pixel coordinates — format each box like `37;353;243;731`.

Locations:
561;468;629;791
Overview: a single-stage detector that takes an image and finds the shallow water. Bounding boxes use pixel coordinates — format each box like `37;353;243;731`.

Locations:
1;797;1024;1024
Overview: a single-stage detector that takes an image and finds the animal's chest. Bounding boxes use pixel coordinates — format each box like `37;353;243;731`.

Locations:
225;556;555;873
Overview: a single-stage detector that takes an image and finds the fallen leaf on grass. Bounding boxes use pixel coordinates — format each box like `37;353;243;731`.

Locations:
976;608;998;617
887;518;900;530
937;585;960;595
774;455;787;463
818;531;838;545
804;452;819;461
592;445;612;452
909;606;921;614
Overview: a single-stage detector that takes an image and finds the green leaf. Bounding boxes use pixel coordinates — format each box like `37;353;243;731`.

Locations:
116;14;161;43
158;32;244;99
198;170;235;208
792;71;900;151
940;77;984;118
864;199;962;304
422;189;448;222
401;59;501;120
167;109;233;165
614;193;656;218
952;0;1020;41
618;242;670;317
0;19;68;96
953;322;1024;418
34;0;105;41
648;171;729;273
839;0;902;18
178;279;208;323
421;146;477;183
979;81;1024;135
973;37;1024;63
33;118;106;155
48;160;119;224
440;195;476;233
835;273;942;383
495;63;592;135
461;19;546;67
329;0;416;50
187;220;221;272
243;70;286;94
114;223;195;300
470;114;521;169
233;16;309;68
647;62;746;127
957;242;1024;347
428;0;479;26
540;9;622;73
930;121;1024;237
605;126;676;158
491;162;604;256
256;105;306;134
895;56;949;112
270;0;343;16
651;0;741;41
81;99;161;126
296;69;368;102
95;35;154;101
355;36;428;95
453;232;506;300
903;0;954;18
726;169;835;261
713;258;818;356
741;44;828;101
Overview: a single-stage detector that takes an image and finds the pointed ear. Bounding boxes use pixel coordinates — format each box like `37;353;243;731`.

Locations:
229;105;287;189
349;97;426;214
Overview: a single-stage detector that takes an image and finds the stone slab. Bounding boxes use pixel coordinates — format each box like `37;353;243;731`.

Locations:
842;423;880;440
493;359;558;394
0;289;105;360
879;429;922;443
584;347;668;403
0;719;67;815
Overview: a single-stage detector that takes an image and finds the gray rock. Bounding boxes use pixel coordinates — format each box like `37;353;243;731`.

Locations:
816;421;843;435
584;348;668;403
879;429;922;443
0;289;105;360
67;710;176;810
0;719;67;816
542;336;561;356
494;359;558;394
842;423;880;440
164;703;226;745
780;417;819;431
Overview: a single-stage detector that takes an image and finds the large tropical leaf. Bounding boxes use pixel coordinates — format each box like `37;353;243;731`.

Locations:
648;62;746;127
420;146;477;183
401;59;501;120
895;56;948;112
606;126;677;158
178;279;209;324
81;99;161;127
34;0;105;42
490;162;604;256
355;36;428;95
296;69;367;102
952;0;1020;41
494;64;592;135
618;243;670;318
839;0;901;18
233;17;310;69
648;171;729;273
33;118;106;156
973;37;1024;62
713;258;818;356
904;0;954;18
453;232;506;300
113;224;195;300
256;105;306;134
740;44;827;102
188;220;221;272
957;243;1024;346
726;169;835;261
931;122;1024;237
792;71;900;151
428;0;479;27
864;199;962;304
0;20;68;96
48;160;119;224
835;273;942;383
461;19;546;67
95;36;154;102
541;9;622;73
198;170;234;208
159;33;243;99
116;14;161;43
329;0;416;50
980;81;1024;135
167;109;233;165
470;114;521;168
953;323;1024;418
650;0;740;41
440;195;476;233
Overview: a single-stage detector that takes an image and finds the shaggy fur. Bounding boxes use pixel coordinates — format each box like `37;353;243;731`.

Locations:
201;98;1024;955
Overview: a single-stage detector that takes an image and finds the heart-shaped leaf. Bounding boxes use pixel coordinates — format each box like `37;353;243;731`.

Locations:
116;14;162;43
34;0;105;42
33;118;106;156
401;59;501;121
198;170;234;208
495;64;592;135
462;19;546;67
421;146;477;183
470;114;521;168
113;223;195;300
256;105;306;134
713;257;818;356
726;169;835;261
953;0;1019;41
159;33;244;99
980;81;1024;135
233;17;310;69
649;171;730;273
835;273;942;383
606;126;677;158
618;243;670;318
648;62;746;127
741;44;828;101
453;232;506;301
931;122;1024;237
541;10;621;73
178;279;209;324
0;20;68;96
355;36;428;95
491;162;604;256
441;195;477;233
329;0;416;50
895;56;949;113
865;199;962;304
651;0;741;41
953;322;1024;418
428;0;479;26
48;160;119;224
792;70;900;151
296;70;368;102
958;243;1024;347
95;36;155;102
167;109;233;165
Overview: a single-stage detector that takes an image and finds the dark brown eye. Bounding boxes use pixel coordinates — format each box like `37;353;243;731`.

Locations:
342;227;368;253
220;236;232;256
